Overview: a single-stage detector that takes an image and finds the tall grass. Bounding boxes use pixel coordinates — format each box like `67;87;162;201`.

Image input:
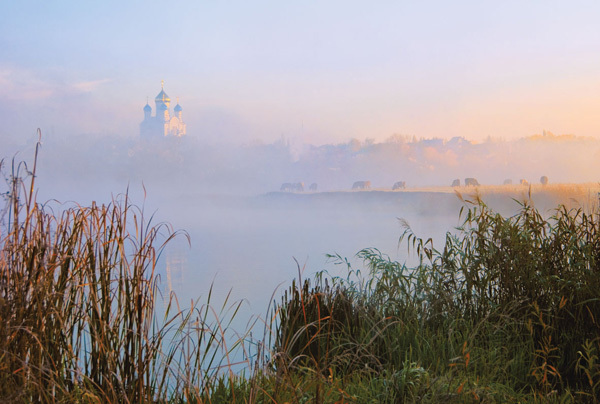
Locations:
268;193;600;403
0;138;248;403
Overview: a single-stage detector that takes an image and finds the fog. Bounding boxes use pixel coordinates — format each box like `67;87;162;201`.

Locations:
5;130;600;322
31;129;600;199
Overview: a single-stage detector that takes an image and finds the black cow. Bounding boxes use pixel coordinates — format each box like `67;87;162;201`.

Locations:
392;181;406;190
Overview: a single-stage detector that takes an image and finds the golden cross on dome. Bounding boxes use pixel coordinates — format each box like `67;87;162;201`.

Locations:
161;80;164;89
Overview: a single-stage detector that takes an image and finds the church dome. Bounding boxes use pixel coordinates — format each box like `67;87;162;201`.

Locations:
155;89;170;103
174;103;182;112
143;103;152;112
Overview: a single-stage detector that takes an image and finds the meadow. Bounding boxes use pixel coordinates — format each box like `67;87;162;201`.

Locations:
2;145;600;403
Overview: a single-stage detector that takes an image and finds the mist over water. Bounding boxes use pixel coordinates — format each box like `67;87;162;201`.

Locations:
10;130;600;322
158;192;461;313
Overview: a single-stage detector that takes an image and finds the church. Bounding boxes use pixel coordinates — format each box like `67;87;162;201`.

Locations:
140;82;186;138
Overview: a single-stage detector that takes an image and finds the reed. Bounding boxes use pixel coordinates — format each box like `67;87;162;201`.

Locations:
0;137;247;403
264;192;600;402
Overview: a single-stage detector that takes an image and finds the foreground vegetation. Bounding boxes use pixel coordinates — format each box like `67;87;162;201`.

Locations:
1;145;599;402
272;195;600;403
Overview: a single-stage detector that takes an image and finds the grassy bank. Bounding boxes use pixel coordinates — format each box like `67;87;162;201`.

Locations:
2;145;599;402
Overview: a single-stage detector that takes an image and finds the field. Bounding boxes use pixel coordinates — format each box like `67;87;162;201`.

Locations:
264;182;600;218
2;147;600;403
280;182;600;201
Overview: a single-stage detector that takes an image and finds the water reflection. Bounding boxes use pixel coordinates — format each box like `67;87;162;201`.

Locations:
164;244;186;297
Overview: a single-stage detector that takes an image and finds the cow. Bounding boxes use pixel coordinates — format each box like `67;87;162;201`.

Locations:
352;181;371;190
281;182;304;192
503;179;513;185
465;178;480;187
309;183;318;191
540;176;548;186
520;179;529;186
451;179;461;187
392;181;406;190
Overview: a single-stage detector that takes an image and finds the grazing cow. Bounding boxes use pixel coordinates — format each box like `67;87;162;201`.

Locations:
451;179;461;187
352;181;371;190
392;181;406;190
465;178;480;187
281;182;304;192
520;179;529;186
503;179;513;185
540;176;548;186
309;183;318;191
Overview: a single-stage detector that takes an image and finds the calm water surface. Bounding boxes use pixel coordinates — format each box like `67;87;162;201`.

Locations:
154;191;464;329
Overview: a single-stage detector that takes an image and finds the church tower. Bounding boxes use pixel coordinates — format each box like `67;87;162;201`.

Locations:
174;98;182;120
155;80;171;123
140;81;186;139
143;100;151;120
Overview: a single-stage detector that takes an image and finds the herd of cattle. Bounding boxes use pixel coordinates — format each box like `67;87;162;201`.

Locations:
280;176;549;193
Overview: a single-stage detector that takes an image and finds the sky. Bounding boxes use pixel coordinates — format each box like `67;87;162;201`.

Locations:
2;1;600;146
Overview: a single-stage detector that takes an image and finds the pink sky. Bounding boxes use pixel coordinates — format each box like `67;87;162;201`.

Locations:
1;1;599;145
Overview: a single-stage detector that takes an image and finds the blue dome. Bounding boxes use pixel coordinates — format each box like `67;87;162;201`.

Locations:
174;104;182;112
143;103;152;111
